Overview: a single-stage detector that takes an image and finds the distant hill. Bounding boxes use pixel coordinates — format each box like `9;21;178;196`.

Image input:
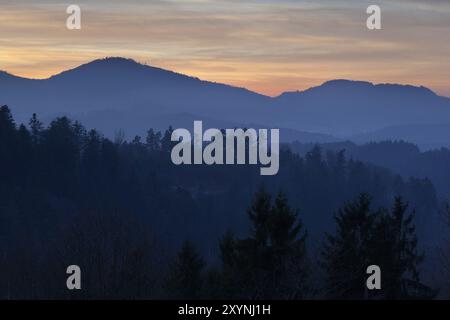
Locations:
275;79;450;137
1;58;450;147
0;57;270;123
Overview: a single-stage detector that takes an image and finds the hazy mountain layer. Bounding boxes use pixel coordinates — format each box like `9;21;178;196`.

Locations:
2;57;450;147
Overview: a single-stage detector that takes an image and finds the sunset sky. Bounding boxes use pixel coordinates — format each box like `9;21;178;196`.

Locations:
0;0;449;97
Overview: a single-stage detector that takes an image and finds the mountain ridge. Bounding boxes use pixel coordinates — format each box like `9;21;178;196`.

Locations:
2;57;445;99
278;79;438;99
1;57;450;148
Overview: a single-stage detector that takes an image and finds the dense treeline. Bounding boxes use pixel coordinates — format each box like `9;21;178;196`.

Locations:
291;140;450;198
168;190;435;299
0;105;443;298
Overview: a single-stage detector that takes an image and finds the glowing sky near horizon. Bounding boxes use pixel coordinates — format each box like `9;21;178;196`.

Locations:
0;0;449;97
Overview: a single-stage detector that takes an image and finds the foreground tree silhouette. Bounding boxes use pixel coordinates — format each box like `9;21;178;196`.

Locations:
219;188;308;299
322;194;434;299
166;241;205;299
321;193;376;299
374;197;436;299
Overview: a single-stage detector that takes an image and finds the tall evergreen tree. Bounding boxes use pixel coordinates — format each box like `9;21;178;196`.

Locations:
219;188;308;299
146;128;161;151
373;197;434;299
0;106;17;187
28;113;43;144
322;194;433;299
321;193;377;299
0;105;15;134
161;126;174;153
166;241;205;299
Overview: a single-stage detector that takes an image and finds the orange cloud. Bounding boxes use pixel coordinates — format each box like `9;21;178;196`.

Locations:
0;0;449;97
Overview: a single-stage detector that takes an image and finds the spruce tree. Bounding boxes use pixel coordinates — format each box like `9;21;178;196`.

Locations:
146;128;161;151
374;197;433;299
161;126;174;152
322;194;434;299
219;188;308;299
167;241;205;299
0;105;15;133
29;113;43;144
321;193;377;299
0;106;17;186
